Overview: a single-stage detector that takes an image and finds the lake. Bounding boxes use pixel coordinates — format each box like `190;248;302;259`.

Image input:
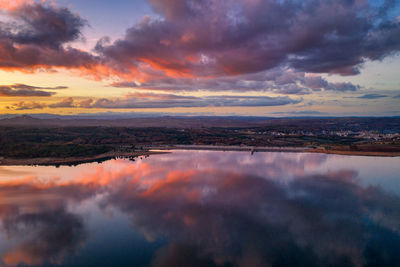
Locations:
0;150;399;267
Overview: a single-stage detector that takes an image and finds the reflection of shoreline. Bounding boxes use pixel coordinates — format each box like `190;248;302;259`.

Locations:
0;151;169;166
1;145;398;167
309;148;400;157
152;145;400;157
0;150;399;266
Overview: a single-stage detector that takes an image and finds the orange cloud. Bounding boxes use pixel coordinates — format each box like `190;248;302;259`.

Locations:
139;58;195;79
0;0;32;10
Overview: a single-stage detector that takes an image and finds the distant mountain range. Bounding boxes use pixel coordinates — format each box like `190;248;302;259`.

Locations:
0;115;399;131
0;115;273;128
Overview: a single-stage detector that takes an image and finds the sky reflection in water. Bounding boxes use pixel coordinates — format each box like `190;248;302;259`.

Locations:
0;151;399;267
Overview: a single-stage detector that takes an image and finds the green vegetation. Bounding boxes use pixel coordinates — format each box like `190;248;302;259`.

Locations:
0;117;399;159
0;143;112;158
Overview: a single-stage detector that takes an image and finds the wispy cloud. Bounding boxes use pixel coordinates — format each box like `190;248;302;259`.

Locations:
88;94;302;109
8;101;46;110
48;97;75;108
271;110;326;115
111;68;361;94
7;94;302;110
356;94;388;99
0;84;67;97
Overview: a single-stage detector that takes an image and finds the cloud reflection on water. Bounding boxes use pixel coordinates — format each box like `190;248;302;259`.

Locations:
0;151;399;266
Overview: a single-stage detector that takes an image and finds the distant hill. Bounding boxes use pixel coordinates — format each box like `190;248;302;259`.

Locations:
0;115;270;128
0;115;399;131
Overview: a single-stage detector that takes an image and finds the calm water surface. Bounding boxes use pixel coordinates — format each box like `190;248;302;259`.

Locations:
0;150;399;267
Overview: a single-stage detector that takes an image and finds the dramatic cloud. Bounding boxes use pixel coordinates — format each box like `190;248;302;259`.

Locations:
96;0;400;81
0;1;98;71
0;83;67;97
0;0;393;98
0;0;397;107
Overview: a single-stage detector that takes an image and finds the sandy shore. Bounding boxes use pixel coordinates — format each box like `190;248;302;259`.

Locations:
0;151;169;166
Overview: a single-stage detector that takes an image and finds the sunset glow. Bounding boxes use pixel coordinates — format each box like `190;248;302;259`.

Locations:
0;0;398;117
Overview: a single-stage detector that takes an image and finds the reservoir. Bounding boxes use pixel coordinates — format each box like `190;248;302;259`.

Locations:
0;150;399;266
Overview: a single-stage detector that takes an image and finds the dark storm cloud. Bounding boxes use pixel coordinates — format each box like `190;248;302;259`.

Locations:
96;0;400;79
0;2;98;71
0;83;67;97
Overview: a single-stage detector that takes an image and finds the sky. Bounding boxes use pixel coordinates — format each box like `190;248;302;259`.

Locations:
0;0;399;117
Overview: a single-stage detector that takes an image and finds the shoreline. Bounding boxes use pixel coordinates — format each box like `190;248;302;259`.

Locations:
0;145;398;166
151;145;400;157
0;151;168;166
